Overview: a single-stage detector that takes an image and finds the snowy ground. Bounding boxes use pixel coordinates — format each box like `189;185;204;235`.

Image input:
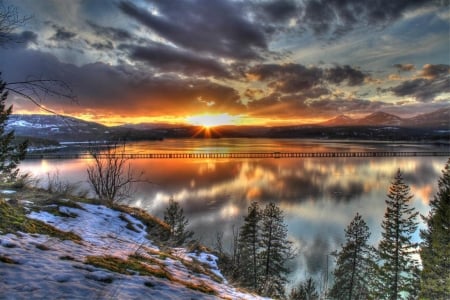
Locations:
0;199;268;299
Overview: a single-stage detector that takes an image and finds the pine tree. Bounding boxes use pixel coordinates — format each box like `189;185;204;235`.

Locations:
420;158;450;299
289;277;319;300
329;213;377;300
163;197;193;246
237;201;261;291
0;75;27;183
378;169;420;299
258;202;294;298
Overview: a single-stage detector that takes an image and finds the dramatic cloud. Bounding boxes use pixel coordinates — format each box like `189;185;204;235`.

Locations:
0;47;245;116
86;21;132;42
391;78;450;103
0;30;37;48
300;0;438;39
118;0;267;60
247;63;367;94
49;24;77;42
260;0;299;22
391;64;450;102
0;1;448;123
393;64;416;72
124;43;232;78
420;64;450;79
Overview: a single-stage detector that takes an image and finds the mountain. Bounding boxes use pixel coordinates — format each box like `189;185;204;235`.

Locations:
7;115;162;142
7;108;449;142
358;111;403;126
320;115;354;126
7;114;111;142
319;108;450;128
406;107;450;128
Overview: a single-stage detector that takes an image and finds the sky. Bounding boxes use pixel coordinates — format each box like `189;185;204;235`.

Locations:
0;0;449;126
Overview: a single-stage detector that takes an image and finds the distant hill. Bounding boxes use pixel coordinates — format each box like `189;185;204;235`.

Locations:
407;107;450;128
320;108;450;128
7;114;162;142
7;108;450;142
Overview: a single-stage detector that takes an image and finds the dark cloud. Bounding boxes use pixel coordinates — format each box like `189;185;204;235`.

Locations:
307;98;388;116
86;21;132;42
391;64;450;102
0;47;244;116
247;63;367;94
325;65;366;86
263;0;298;19
247;93;389;119
124;43;232;78
88;40;114;51
257;0;300;22
247;63;323;93
391;78;450;103
420;64;450;79
299;0;437;39
49;24;77;42
118;0;267;60
0;30;38;48
393;64;416;72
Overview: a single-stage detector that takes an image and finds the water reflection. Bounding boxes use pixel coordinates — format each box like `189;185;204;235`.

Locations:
20;139;449;285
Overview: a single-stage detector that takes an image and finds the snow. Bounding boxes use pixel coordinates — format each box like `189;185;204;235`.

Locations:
1;202;268;299
7;120;57;129
0;190;16;194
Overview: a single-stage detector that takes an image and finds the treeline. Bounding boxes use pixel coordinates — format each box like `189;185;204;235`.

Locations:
326;162;450;300
214;201;296;298
211;160;450;300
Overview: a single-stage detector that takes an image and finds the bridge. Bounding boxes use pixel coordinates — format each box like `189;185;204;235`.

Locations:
25;151;450;160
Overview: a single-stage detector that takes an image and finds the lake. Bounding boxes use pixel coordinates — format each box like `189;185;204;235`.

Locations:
20;138;450;287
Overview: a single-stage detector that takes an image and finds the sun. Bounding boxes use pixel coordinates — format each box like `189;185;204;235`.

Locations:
186;113;238;128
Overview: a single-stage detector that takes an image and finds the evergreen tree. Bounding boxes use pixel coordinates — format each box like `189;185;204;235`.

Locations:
237;201;261;291
163;197;193;246
0;75;27;183
420;158;450;299
289;277;319;300
378;169;420;299
258;202;294;298
329;213;377;300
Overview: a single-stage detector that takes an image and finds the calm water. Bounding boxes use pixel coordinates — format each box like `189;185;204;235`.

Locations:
21;139;450;286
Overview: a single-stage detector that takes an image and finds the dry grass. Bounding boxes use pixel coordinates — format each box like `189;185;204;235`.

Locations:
85;255;170;279
112;204;171;241
0;199;81;242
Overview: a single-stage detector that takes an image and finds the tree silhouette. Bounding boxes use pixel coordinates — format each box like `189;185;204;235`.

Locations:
420;158;450;298
237;201;261;291
329;213;377;299
163;197;193;246
378;169;420;299
0;75;27;183
258;202;294;298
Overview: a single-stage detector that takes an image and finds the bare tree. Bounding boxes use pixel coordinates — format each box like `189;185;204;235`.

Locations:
87;142;144;204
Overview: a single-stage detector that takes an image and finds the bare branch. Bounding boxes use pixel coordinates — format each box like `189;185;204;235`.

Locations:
0;2;31;46
87;141;149;204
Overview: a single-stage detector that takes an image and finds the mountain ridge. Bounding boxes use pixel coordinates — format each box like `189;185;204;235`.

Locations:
7;108;450;142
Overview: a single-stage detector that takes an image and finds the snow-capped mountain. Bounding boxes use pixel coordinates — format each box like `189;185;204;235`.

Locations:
320;108;450;128
7;114;111;142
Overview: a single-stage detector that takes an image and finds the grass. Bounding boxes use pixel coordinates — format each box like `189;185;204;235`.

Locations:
112;204;171;241
0;186;221;297
85;254;218;296
118;213;140;233
0;199;81;242
85;255;170;279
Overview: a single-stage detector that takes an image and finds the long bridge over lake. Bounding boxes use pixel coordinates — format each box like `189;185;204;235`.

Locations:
25;151;450;160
